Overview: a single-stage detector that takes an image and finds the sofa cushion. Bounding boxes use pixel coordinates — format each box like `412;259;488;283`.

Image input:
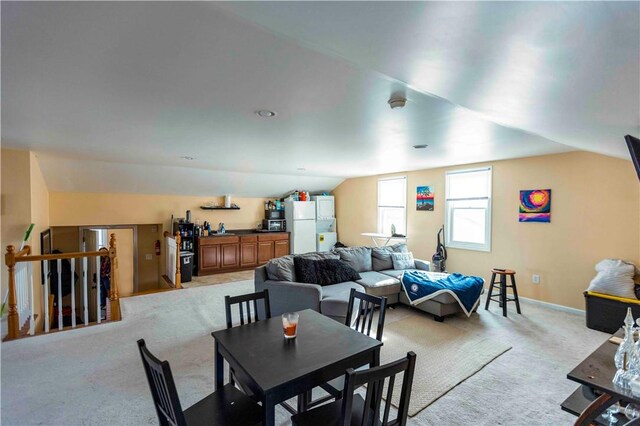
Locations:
333;247;372;273
371;247;394;271
356;271;401;297
389;243;409;253
293;257;361;286
266;255;296;282
391;252;415;270
320;281;365;319
298;252;340;261
379;269;423;279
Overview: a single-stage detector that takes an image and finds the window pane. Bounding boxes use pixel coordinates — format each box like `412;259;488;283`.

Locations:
447;169;491;199
451;208;486;244
378;178;406;206
379;207;406;235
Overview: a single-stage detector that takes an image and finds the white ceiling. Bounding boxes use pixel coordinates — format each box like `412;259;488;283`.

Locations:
2;2;638;197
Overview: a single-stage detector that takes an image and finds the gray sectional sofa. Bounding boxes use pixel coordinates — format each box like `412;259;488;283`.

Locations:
254;244;472;323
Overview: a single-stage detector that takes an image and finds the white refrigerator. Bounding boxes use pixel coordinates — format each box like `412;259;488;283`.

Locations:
284;201;316;254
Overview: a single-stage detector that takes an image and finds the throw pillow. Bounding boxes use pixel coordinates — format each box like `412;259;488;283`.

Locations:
371;247;394;271
333;246;372;272
389;243;409;253
587;259;637;299
293;257;361;286
266;255;296;282
391;252;416;270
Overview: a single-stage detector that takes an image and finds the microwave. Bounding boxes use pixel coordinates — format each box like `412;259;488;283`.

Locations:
265;210;285;220
262;219;286;232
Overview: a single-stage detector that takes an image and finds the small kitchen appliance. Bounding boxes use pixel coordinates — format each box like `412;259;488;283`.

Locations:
262;219;286;232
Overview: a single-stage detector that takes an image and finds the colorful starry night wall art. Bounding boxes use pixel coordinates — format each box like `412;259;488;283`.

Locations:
519;189;551;223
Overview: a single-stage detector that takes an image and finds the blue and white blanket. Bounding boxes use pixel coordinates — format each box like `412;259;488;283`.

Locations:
401;271;484;317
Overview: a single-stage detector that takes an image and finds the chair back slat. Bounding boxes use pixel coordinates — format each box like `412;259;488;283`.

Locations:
224;290;271;329
345;288;387;341
342;352;417;426
382;375;395;424
137;339;186;426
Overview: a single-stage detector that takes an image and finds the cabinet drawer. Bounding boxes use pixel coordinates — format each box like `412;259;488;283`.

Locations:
240;235;258;243
258;233;289;242
199;236;239;245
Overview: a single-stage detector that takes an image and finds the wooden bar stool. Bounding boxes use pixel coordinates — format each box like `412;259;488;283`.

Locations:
485;268;521;317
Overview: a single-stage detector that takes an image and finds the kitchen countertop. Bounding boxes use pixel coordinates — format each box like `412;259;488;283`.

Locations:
197;229;288;237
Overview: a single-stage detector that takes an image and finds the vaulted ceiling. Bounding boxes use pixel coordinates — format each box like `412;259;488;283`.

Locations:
2;2;638;197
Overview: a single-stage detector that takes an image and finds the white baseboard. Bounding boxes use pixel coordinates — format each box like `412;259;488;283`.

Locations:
516;295;585;315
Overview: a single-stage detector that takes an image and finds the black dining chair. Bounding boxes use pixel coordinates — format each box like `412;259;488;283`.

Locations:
224;289;271;329
137;339;262;426
291;351;417;426
224;289;271;393
303;289;388;411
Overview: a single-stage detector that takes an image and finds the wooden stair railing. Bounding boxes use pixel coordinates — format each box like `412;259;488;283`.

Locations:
4;233;121;340
163;231;182;289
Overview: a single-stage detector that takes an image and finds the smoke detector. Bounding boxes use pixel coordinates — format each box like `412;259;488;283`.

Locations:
388;96;407;109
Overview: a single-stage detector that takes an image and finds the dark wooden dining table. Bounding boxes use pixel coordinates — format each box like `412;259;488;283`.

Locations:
211;308;383;426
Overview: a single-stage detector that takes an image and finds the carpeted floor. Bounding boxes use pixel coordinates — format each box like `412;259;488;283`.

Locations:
1;279;607;425
380;315;511;416
183;270;255;288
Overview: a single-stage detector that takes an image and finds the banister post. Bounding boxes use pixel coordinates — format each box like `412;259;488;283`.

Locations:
108;233;121;321
5;245;19;339
175;232;181;289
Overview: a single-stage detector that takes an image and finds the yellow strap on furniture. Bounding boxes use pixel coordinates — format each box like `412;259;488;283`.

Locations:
586;291;640;305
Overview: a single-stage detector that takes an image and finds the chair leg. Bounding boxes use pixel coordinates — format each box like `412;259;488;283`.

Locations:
433;315;444;322
485;273;496;310
511;275;522;314
501;275;507;317
297;390;311;413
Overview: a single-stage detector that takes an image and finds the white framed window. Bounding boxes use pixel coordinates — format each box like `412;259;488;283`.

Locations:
377;176;407;235
445;167;492;252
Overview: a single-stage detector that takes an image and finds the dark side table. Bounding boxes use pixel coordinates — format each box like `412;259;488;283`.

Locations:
562;330;640;425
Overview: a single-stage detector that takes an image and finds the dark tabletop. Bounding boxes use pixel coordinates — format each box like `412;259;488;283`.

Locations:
567;330;640;404
212;309;383;394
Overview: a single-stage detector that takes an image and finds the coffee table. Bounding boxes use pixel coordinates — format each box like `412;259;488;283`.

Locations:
211;309;383;426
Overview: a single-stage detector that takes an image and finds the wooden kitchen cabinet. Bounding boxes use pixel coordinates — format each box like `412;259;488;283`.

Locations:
220;243;239;269
240;236;258;267
257;241;274;264
274;239;290;258
196;232;289;275
199;244;220;273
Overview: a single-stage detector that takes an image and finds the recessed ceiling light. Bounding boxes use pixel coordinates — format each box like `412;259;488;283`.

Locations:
180;156;196;160
413;144;428;149
256;110;277;118
297;167;306;171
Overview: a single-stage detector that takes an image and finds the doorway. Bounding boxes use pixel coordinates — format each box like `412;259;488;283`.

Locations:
79;226;137;295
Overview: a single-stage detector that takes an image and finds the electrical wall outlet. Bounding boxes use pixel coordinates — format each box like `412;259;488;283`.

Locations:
532;274;540;284
145;253;153;261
